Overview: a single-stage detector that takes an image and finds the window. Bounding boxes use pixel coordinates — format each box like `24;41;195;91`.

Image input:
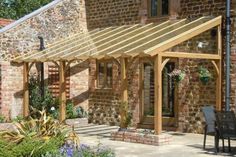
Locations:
149;0;169;17
162;62;175;117
97;61;113;88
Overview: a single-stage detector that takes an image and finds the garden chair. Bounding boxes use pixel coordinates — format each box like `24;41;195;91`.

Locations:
215;111;236;152
202;106;216;149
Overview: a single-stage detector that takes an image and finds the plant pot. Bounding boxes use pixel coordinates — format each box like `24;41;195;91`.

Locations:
200;76;210;84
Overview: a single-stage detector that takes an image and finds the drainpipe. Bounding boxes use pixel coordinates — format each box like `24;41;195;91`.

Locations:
38;36;45;98
225;0;231;111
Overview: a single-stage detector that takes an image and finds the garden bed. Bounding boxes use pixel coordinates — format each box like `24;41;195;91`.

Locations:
111;129;172;146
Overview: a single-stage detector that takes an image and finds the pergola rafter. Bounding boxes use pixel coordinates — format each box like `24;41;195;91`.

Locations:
13;16;222;134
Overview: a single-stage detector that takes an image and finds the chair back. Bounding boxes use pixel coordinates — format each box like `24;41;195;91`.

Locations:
202;106;215;133
216;111;236;138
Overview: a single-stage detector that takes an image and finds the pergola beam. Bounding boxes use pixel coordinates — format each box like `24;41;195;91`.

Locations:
60;24;141;59
90;20;176;57
146;16;222;55
161;52;221;60
105;19;187;56
68;23;155;60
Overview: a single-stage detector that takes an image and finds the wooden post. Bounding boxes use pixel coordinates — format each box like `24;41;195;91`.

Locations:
59;61;66;122
23;62;29;117
154;55;162;134
216;24;222;111
120;57;128;128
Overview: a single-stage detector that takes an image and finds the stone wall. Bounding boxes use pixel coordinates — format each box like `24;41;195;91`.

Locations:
0;0;86;60
177;60;216;133
0;0;89;119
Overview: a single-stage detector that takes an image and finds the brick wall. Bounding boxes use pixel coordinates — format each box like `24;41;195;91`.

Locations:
88;59;121;125
0;61;23;120
0;0;89;119
85;0;141;30
86;0;235;134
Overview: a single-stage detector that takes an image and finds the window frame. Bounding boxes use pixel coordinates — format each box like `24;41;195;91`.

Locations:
96;60;113;89
148;0;170;18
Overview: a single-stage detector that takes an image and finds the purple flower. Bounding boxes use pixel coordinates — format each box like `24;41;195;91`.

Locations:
60;144;74;157
80;144;90;150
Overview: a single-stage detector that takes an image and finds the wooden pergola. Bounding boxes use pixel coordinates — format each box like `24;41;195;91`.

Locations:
13;16;222;134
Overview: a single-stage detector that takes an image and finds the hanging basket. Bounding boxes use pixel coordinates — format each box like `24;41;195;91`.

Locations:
169;69;186;83
175;75;184;83
200;76;210;84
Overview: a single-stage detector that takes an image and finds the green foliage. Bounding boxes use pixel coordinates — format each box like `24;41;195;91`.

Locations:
0;109;68;144
29;74;59;118
0;109;80;157
198;66;212;78
119;101;133;128
11;115;24;123
66;101;87;119
66;101;77;119
198;66;212;84
0;136;65;157
169;69;186;83
0;0;52;19
0;114;5;123
76;106;87;118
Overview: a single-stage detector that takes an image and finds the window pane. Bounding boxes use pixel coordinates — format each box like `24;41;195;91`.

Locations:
106;63;113;88
162;0;169;15
151;0;158;17
162;63;175;117
143;63;155;116
98;63;105;87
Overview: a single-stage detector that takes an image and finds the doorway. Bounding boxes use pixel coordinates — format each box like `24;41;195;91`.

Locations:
139;61;177;129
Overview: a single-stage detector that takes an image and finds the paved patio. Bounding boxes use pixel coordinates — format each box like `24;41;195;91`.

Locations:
75;124;236;157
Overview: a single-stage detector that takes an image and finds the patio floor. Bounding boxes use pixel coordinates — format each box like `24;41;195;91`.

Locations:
75;124;236;157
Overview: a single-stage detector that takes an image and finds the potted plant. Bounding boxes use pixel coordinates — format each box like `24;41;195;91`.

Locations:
198;66;212;84
169;69;186;83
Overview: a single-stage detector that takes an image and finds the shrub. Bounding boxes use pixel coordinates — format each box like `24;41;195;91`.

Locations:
76;106;87;118
11;115;24;122
29;74;59;118
119;101;133;128
0;136;65;157
66;101;87;119
0;109;80;157
66;101;78;119
0;109;68;144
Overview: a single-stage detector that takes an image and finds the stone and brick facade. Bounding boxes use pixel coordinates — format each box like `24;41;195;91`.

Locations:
0;0;235;134
0;0;89;119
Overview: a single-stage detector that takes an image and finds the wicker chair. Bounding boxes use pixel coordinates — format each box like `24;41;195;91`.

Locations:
215;111;236;152
202;106;216;149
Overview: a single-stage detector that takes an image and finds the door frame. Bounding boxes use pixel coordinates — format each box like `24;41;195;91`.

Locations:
139;57;178;127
